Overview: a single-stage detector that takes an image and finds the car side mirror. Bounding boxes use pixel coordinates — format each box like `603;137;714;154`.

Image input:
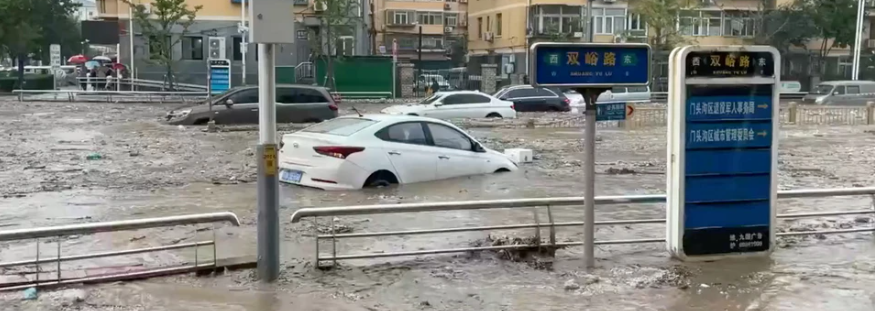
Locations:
434;102;443;107
833;92;840;95
473;143;485;153
225;99;234;107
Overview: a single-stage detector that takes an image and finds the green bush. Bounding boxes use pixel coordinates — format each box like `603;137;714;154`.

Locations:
0;74;55;92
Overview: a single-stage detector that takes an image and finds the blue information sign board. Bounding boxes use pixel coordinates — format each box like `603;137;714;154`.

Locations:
596;102;629;121
665;46;780;260
530;43;651;87
681;83;775;256
209;59;231;95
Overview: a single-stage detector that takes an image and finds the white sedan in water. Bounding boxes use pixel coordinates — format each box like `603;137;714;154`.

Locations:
277;115;519;190
381;91;517;119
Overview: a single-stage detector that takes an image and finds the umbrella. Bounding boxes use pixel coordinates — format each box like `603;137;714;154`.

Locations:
84;61;100;70
67;54;88;64
92;56;112;62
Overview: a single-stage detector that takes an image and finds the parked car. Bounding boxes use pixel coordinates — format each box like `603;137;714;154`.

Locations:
780;81;802;93
562;86;651;109
802;80;875;105
493;85;571;112
277;115;519;190
380;91;516;119
165;84;339;125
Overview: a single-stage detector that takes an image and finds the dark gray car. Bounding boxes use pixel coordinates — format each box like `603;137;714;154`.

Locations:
166;84;339;125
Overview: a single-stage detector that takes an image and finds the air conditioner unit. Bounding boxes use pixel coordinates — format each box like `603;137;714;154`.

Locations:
573;32;583;38
459;0;467;3
444;26;455;33
314;1;327;12
603;0;616;3
484;32;494;41
141;3;151;13
443;3;450;10
868;39;875;49
208;37;227;60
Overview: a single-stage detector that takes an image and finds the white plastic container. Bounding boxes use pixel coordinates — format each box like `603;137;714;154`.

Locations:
504;148;533;163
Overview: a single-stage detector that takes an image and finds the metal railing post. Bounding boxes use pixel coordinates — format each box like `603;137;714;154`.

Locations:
34;238;40;285
56;237;61;283
532;208;541;249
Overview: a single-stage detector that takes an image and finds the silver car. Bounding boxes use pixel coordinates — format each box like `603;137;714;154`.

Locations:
564;86;651;107
802;80;875;105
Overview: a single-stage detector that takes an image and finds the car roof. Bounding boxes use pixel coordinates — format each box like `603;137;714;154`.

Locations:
435;90;487;96
236;84;330;91
341;114;460;126
820;80;875;86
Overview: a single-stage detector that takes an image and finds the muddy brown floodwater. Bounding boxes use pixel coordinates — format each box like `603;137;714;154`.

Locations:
2;99;875;310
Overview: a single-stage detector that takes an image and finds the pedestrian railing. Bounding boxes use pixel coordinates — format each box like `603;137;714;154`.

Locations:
0;212;240;291
13;89;209;103
290;187;875;268
650;91;807;101
624;103;875;128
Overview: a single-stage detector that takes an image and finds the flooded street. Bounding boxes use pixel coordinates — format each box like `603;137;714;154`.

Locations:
2;99;875;310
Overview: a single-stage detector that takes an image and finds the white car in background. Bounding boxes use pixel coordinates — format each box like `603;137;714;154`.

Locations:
381;91;517;119
564;86;652;108
278;115;519;190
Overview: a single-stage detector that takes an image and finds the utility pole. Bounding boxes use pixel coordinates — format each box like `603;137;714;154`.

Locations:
852;0;865;80
241;0;248;85
418;25;423;94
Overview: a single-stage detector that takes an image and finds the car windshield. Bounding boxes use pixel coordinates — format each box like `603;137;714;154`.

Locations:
811;85;834;95
418;94;442;105
300;118;378;136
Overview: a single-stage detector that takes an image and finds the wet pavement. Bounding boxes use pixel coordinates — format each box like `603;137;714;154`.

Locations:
1;99;875;310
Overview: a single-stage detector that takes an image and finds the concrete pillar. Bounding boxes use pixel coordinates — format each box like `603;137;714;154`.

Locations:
510;73;525;86
481;64;498;94
399;63;415;98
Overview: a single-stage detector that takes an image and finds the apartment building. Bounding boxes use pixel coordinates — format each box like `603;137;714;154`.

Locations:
95;0;370;85
373;0;468;66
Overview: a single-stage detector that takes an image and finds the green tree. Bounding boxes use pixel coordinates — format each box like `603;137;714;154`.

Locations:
794;0;856;75
311;0;364;91
750;2;814;55
628;0;696;52
0;0;81;87
123;0;202;90
32;0;82;60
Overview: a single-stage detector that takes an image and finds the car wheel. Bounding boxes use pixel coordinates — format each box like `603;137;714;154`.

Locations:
407;113;419;116
486;112;502;118
494;168;511;173
364;170;399;188
193;118;209;125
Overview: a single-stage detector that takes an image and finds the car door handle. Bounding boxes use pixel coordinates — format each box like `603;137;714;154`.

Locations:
438;155;450;160
251;108;258;111
388;151;401;155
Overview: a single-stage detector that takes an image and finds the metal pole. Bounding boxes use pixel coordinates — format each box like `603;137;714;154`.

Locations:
418;25;423;93
853;0;865;80
585;0;594;42
129;4;135;91
256;43;280;282
583;89;597;269
241;0;248;85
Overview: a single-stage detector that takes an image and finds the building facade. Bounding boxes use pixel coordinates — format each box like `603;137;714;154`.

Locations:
466;0;863;85
372;0;468;67
95;0;370;86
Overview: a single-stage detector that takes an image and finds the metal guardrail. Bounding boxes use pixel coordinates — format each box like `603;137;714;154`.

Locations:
0;212;240;291
649;92;807;101
334;91;394;100
291;187;875;267
13;89;209;103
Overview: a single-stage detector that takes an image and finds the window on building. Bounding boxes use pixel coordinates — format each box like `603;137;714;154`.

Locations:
335;36;354;56
496;13;502;36
444;13;458;26
723;11;755;37
148;35;170;60
487;16;491;31
422;37;444;49
593;8;625;35
626;13;646;37
477;17;482;39
389;10;411;25
232;37;243;61
182;36;204;60
537;5;580;34
417;12;442;25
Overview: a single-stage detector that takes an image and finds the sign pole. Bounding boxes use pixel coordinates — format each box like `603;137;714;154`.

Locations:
529;42;650;269
582;89;597;268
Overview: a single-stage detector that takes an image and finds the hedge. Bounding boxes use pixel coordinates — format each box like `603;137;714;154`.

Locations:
0;74;55;92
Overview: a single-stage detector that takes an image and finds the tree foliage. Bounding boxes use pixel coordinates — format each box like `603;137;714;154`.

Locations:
628;0;697;51
311;0;364;90
0;0;81;87
750;2;814;55
795;0;857;73
123;0;202;89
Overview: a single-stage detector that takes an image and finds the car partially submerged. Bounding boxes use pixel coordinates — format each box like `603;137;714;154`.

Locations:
381;91;516;119
278;114;519;190
165;84;338;125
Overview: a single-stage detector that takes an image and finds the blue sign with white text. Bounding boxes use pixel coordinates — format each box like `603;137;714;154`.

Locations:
682;83;774;256
596;102;628;121
209;60;231;95
532;44;650;86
